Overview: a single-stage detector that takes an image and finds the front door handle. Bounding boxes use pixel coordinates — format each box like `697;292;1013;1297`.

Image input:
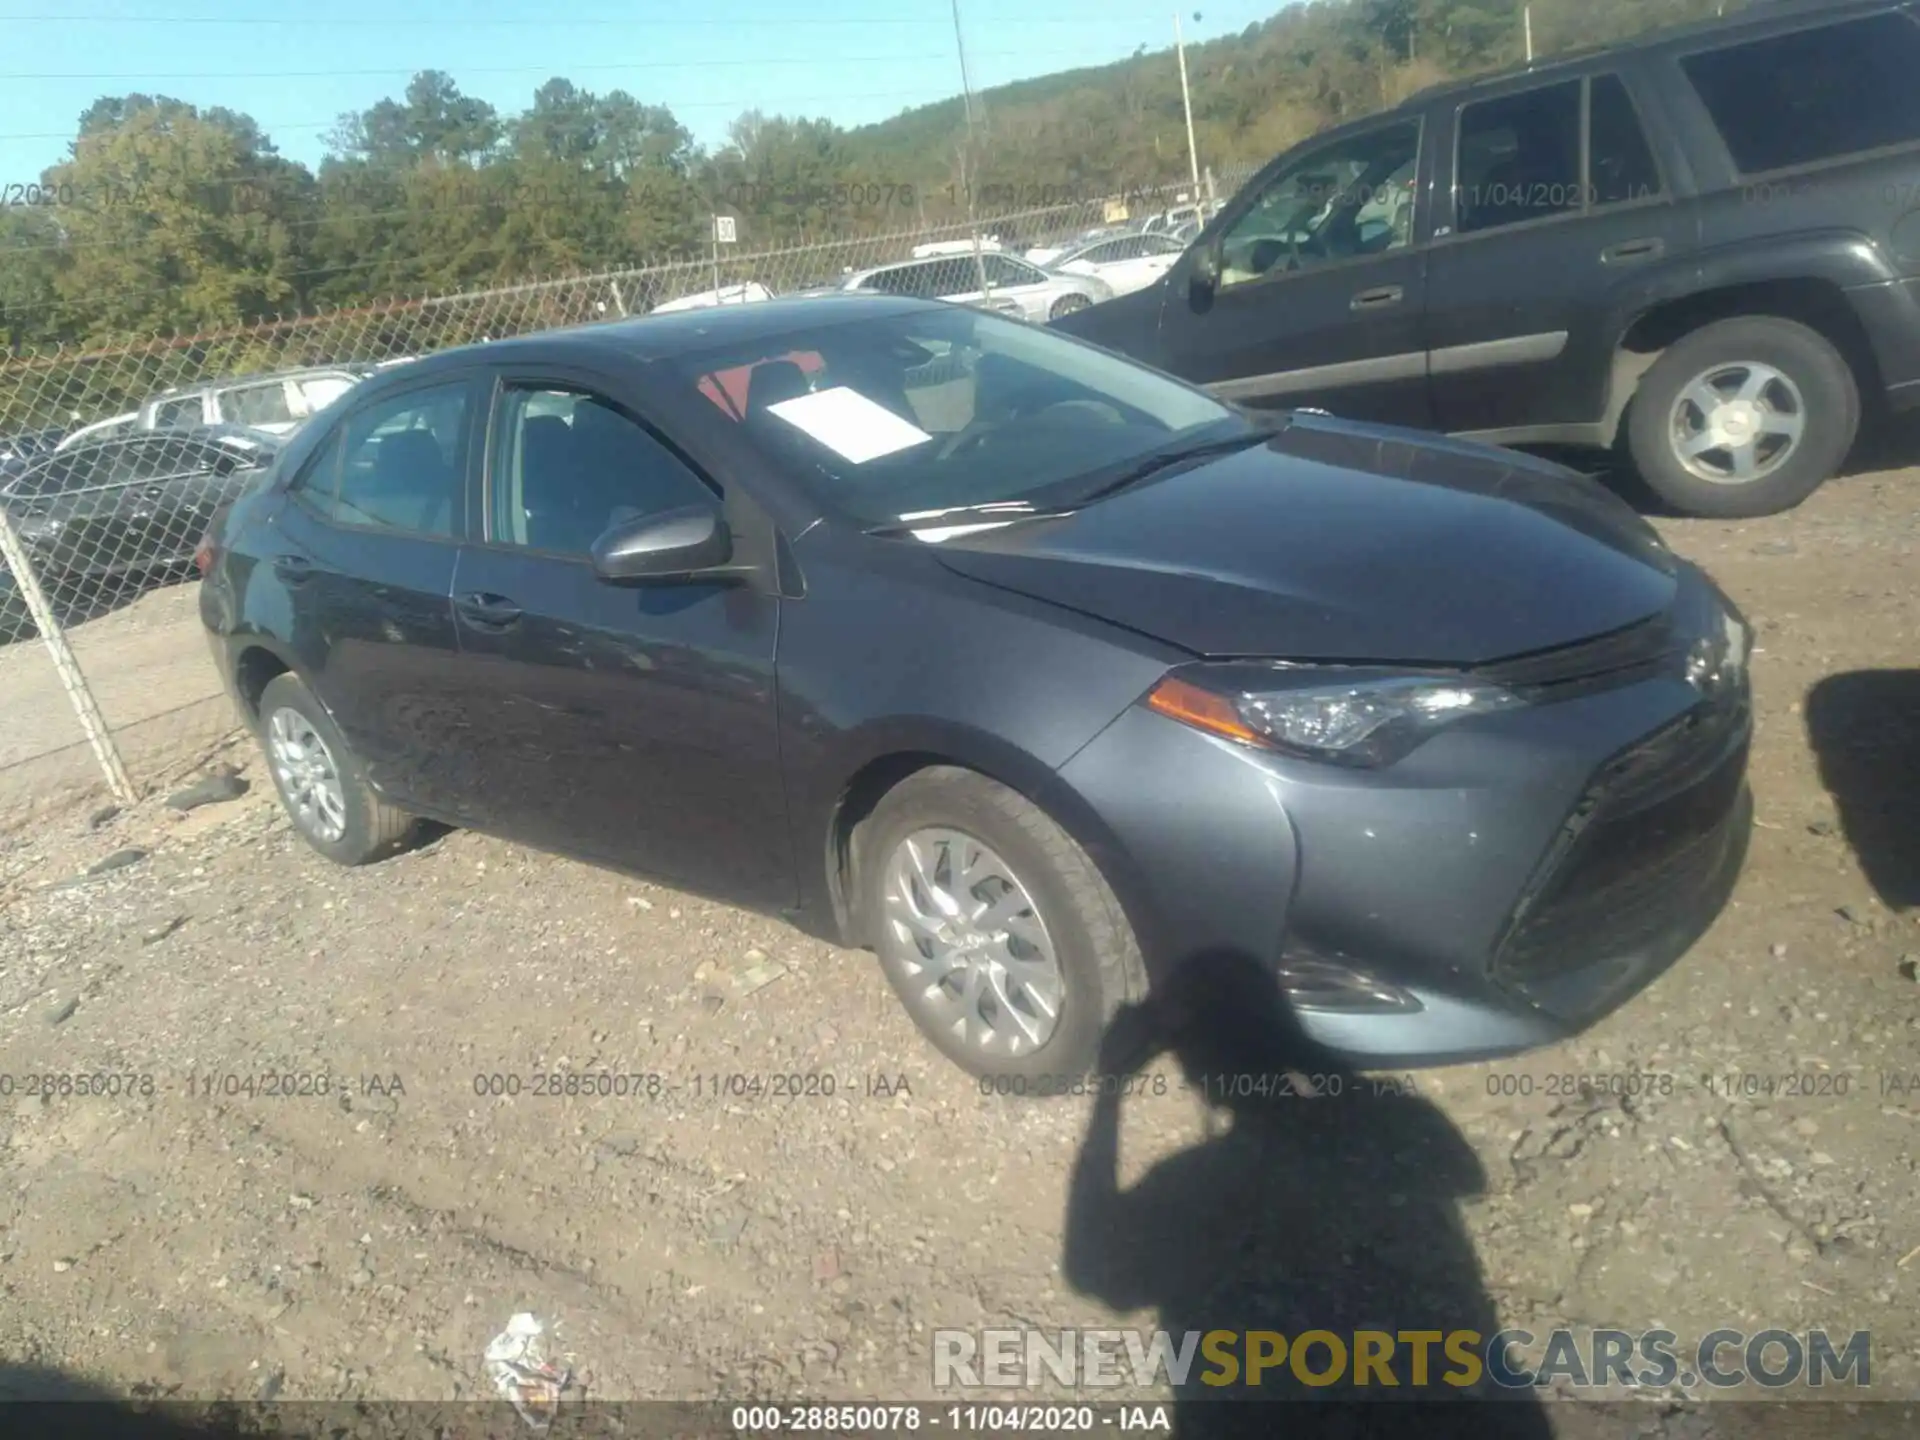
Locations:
1601;237;1663;264
456;592;523;628
1351;285;1404;310
272;554;313;584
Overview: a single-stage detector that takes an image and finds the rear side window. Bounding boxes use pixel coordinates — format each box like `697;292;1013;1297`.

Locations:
293;382;468;537
1588;75;1662;207
1457;80;1583;233
222;381;295;428
1680;12;1920;174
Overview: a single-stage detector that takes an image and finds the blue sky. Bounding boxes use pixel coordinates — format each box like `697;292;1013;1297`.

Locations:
1;0;1282;183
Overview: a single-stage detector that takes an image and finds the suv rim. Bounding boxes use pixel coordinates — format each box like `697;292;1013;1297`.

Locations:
267;706;347;844
881;827;1064;1056
1668;361;1807;485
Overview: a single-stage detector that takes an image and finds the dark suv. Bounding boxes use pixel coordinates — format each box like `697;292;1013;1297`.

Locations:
1054;0;1920;518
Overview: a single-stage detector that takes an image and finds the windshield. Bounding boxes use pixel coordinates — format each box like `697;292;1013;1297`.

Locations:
668;306;1239;526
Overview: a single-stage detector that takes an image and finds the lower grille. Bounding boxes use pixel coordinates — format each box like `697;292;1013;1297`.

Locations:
1493;700;1750;994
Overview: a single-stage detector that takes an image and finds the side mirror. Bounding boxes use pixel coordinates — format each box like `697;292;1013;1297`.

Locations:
1187;240;1221;311
590;504;733;583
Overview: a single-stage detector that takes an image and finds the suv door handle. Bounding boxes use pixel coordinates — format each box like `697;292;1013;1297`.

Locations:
1351;285;1404;310
1601;237;1663;264
272;554;313;584
456;592;523;628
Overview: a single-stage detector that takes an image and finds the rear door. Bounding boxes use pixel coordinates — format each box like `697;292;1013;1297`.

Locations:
1422;66;1698;440
1155;112;1433;424
268;375;480;814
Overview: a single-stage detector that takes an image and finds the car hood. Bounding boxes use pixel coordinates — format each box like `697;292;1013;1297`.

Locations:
929;414;1681;664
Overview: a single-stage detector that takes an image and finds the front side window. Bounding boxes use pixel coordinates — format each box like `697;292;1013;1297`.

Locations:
1218;118;1421;286
672;306;1239;526
488;386;714;555
296;381;468;536
1680;12;1920;174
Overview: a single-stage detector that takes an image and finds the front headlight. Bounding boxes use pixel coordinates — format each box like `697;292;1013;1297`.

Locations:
1146;668;1525;767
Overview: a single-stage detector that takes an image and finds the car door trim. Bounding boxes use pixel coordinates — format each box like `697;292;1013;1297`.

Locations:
1208;350;1428;401
1206;330;1568;401
1428;330;1571;375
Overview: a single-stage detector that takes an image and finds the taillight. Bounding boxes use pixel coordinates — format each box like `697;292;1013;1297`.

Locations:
193;532;216;576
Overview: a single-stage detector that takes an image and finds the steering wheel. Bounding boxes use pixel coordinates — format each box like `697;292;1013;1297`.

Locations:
934;416;1006;461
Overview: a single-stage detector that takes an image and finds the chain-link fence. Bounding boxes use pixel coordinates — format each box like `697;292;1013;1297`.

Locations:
0;173;1252;826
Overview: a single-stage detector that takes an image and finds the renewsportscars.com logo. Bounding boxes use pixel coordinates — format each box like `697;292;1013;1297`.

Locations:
932;1327;1872;1391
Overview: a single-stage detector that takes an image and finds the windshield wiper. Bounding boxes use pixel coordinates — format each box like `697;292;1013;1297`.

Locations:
1068;426;1280;508
863;500;1074;537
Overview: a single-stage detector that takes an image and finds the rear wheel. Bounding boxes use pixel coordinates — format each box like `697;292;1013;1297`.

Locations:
1626;316;1858;518
857;767;1145;1083
257;673;415;866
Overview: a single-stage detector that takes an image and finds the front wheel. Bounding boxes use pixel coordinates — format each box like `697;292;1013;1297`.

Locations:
1626;316;1859;518
857;767;1145;1083
1049;293;1093;320
257;673;416;866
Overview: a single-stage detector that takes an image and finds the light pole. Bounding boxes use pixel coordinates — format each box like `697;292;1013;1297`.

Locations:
950;0;991;297
1176;12;1202;202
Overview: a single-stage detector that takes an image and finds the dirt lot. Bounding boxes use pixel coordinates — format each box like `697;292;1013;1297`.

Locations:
2;459;1919;1431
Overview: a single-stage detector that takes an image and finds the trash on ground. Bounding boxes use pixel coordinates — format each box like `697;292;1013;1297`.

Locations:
167;772;250;812
484;1311;575;1429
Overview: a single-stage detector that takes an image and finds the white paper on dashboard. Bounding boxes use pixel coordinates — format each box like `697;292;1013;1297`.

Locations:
766;386;933;464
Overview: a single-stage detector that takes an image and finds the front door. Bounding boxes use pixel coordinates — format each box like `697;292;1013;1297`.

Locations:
267;376;477;813
1422;69;1698;438
1157;114;1433;425
449;373;790;910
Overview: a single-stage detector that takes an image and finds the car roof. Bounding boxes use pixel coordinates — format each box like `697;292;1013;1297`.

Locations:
1398;0;1897;110
355;293;939;378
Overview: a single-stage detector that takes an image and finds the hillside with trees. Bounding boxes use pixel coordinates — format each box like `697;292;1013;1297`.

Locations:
1;0;1733;350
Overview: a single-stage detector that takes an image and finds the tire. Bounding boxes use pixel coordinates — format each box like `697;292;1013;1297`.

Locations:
1626;315;1859;519
1049;293;1093;320
856;766;1145;1084
256;673;415;866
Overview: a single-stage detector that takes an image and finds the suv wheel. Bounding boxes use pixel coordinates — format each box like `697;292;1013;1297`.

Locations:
857;767;1145;1084
1049;294;1093;320
1627;316;1858;518
257;673;416;865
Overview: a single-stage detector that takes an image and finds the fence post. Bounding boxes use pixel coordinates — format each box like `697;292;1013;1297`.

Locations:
0;509;138;805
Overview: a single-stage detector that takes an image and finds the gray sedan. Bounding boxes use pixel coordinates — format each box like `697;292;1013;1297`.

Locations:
822;251;1113;322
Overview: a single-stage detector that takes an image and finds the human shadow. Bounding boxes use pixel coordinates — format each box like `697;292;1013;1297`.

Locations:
1062;950;1551;1439
1806;669;1920;913
0;1362;251;1439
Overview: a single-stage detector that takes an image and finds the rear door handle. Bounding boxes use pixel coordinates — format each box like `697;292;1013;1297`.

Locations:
1351;285;1404;310
456;592;523;628
1601;237;1663;264
272;554;313;584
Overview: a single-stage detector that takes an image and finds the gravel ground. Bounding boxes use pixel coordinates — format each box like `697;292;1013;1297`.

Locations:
1;460;1919;1432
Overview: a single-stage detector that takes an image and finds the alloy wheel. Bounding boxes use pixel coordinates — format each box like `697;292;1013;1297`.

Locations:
1667;361;1807;485
880;827;1065;1057
267;706;347;844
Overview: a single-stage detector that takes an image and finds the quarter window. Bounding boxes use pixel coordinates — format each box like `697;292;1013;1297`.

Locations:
1680;12;1920;174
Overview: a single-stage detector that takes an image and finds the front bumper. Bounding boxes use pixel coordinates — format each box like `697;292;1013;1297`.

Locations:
1057;576;1753;1067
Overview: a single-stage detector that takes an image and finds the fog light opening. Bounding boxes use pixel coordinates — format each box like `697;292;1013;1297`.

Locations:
1274;953;1422;1014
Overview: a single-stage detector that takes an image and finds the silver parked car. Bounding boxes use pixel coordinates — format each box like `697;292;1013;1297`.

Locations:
826;252;1113;322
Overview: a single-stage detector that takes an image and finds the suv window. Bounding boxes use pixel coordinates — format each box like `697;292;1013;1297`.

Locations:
1680;12;1920;174
221;381;295;428
296;381;467;536
489;386;713;555
1589;74;1662;207
1457;80;1583;233
151;394;205;429
1218;118;1421;286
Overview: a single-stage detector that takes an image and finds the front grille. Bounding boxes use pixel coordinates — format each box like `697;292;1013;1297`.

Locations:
1474;613;1679;695
1493;697;1749;995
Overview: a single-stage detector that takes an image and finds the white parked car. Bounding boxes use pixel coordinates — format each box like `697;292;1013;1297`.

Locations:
910;237;1002;259
824;252;1113;322
650;281;775;314
1046;231;1188;298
